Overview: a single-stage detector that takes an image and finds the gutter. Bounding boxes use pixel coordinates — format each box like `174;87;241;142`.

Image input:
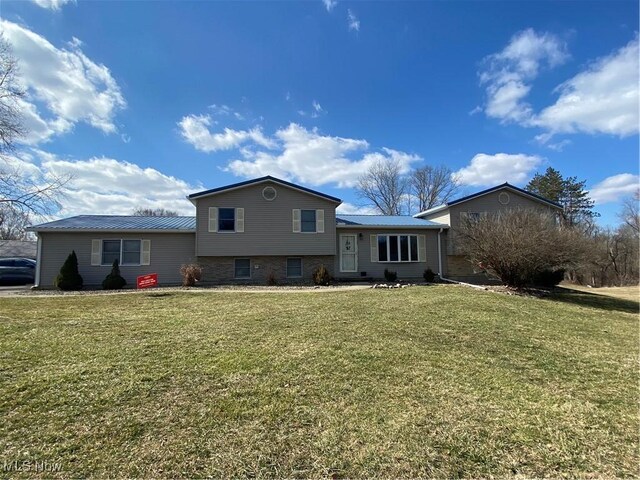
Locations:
34;234;42;288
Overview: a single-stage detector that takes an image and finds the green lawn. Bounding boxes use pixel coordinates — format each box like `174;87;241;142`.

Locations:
0;286;637;478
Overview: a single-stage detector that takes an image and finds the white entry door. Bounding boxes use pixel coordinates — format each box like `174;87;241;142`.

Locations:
340;234;358;272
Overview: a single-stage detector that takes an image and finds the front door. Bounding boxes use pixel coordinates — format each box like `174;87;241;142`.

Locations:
340;234;358;272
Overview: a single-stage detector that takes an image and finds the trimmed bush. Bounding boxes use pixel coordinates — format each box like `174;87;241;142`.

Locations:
312;264;331;286
384;269;397;282
102;259;127;290
532;269;565;287
180;263;202;287
423;268;436;283
54;250;83;291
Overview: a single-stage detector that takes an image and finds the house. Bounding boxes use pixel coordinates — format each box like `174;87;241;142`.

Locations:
28;176;561;287
414;182;563;282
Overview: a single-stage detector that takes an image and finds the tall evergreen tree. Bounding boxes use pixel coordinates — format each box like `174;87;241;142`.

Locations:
526;167;597;227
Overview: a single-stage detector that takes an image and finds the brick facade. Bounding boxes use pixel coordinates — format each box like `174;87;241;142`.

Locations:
197;255;335;284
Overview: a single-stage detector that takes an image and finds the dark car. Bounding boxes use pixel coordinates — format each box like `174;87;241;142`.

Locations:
0;257;36;285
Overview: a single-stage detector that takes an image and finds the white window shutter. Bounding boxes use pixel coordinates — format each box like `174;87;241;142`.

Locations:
235;208;244;233
91;239;101;266
316;209;324;233
292;209;301;233
418;235;426;262
141;240;151;265
208;207;218;232
460;212;468;221
370;235;378;262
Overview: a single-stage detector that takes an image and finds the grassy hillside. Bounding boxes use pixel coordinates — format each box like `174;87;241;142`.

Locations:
0;286;637;478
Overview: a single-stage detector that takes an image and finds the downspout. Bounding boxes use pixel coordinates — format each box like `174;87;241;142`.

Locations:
437;228;443;278
34;234;42;288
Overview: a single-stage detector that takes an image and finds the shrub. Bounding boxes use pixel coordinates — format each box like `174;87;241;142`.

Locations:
312;264;331;286
266;270;278;286
102;259;127;290
456;208;587;288
384;268;397;282
532;268;565;287
180;263;202;287
54;250;83;291
423;268;436;283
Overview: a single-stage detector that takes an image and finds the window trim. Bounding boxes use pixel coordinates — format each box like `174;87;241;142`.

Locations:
234;258;251;279
101;239;142;266
376;234;420;263
286;257;303;278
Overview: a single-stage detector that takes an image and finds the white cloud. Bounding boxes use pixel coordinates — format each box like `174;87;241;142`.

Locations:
311;100;326;118
479;29;569;123
31;0;75;10
24;152;199;217
322;0;337;12
535;36;639;137
479;30;639;140
227;123;420;188
2;20;125;144
178;114;276;152
454;153;543;187
347;9;360;32
589;173;640;204
336;202;378;215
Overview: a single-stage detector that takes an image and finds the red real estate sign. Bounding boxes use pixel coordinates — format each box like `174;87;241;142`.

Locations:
137;273;158;289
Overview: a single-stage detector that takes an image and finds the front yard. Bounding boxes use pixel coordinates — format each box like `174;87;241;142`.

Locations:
0;286;637;478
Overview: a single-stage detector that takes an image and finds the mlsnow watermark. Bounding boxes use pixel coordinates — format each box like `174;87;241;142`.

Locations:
3;460;63;473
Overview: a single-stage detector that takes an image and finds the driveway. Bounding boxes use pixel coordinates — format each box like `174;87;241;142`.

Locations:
0;284;33;296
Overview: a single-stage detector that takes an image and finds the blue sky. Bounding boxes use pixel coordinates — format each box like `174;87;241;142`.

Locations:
1;0;638;225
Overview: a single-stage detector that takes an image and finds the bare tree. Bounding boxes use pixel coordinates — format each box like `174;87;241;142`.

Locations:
619;190;639;234
0;34;25;155
456;208;586;288
131;207;179;216
0;205;30;239
411;165;460;212
356;159;408;215
0;34;69;222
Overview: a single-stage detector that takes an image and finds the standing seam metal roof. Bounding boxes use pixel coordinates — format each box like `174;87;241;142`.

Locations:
28;215;197;231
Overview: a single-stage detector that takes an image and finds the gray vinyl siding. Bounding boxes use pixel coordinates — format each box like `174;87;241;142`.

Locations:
195;180;337;257
37;232;195;287
448;189;559;229
335;228;442;280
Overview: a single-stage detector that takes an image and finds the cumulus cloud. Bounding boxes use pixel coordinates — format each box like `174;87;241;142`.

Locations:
347;9;360;32
479;28;569;123
322;0;337;12
336;203;378;215
31;0;75;10
178;114;276;152
2;20;125;144
454;153;543;187
22;152;198;218
227;123;420;188
535;36;639;137
589;173;640;204
479;29;639;140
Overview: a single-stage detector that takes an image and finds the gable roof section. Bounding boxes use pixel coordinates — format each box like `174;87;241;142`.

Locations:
188;175;342;204
414;182;563;218
28;215;196;233
336;215;447;229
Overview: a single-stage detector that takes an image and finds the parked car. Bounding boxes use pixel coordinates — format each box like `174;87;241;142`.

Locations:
0;257;36;285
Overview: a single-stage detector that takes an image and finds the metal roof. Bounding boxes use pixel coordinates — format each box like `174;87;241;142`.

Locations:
414;182;563;218
188;175;342;204
336;215;446;228
28;215;196;232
